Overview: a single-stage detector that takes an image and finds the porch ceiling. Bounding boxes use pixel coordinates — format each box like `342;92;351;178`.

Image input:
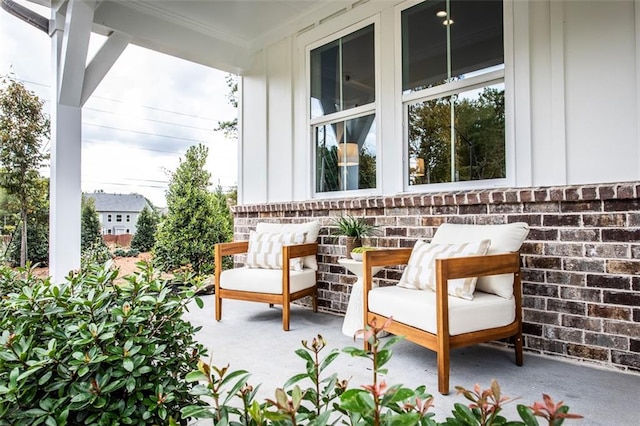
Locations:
45;0;353;74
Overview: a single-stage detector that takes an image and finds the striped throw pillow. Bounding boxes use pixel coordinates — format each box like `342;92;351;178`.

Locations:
397;239;491;300
245;231;306;270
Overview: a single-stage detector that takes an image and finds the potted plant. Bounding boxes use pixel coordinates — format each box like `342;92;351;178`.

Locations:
332;214;378;258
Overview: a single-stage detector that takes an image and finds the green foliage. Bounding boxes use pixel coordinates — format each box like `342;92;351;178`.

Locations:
153;144;233;275
184;320;582;426
214;74;238;139
113;248;140;258
6;219;48;266
0;74;50;267
131;206;157;252
332;214;378;239
408;87;505;185
81;196;104;251
0;261;208;424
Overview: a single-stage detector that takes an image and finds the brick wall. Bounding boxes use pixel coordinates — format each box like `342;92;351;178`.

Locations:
232;182;640;373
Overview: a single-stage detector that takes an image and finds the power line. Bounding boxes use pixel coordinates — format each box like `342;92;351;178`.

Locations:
82;139;186;155
83;122;205;144
14;77;219;121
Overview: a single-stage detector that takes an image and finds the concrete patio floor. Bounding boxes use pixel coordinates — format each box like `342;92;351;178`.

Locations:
184;296;638;425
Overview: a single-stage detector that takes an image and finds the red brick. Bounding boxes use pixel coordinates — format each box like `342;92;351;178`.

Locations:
602;229;640;242
522;269;545;283
583;213;626;227
523;322;543;336
564;259;605;273
544;326;583;343
547;299;586;315
603;291;640;307
561;286;602;303
598;185;616;199
607;260;640;275
612;351;640;369
567;343;608;361
580;186;598;200
585;244;629;259
562;315;602;332
524;309;560;325
588;304;632;320
586;274;631;290
603;320;640;338
545;243;583;257
585;332;628;350
560;229;599;242
523;282;558;297
604;199;640;212
560;201;601;213
546;271;585;286
616;183;636;199
543;214;581;227
523;256;561;270
528;228;559;241
459;204;487;215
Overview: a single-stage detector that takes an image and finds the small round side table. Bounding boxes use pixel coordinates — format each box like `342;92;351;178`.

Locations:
338;258;384;338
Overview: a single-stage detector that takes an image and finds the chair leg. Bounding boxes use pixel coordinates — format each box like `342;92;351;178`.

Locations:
282;301;290;331
312;291;318;313
269;304;274;308
215;293;222;322
437;348;451;395
514;332;524;366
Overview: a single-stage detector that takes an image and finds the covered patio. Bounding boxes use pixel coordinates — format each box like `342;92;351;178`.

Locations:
185;296;637;425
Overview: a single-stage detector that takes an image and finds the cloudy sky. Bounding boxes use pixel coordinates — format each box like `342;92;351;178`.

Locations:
0;1;238;207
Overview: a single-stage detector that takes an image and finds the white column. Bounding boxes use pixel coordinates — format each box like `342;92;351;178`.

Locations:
49;103;82;281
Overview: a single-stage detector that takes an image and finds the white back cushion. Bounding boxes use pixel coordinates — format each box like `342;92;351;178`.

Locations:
430;222;530;298
245;231;305;270
256;221;320;270
397;239;491;300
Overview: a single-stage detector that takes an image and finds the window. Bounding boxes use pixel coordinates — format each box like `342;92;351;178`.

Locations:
116;214;122;222
126;229;130;234
107;214;112;222
126;215;130;222
403;0;505;186
107;229;112;235
311;24;377;193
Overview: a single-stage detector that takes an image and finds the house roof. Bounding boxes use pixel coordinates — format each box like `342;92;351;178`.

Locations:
86;192;150;213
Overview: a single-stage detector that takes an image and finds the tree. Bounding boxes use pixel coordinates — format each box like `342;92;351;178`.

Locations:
153;144;233;275
214;74;238;139
0;75;50;266
81;196;103;251
131;205;157;252
5;177;49;266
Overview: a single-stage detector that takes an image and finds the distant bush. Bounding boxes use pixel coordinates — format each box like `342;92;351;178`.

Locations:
131;206;157;252
113;248;140;258
6;221;48;266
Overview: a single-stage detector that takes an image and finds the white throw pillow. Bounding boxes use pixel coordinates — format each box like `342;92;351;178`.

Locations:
430;222;530;298
245;231;306;270
397;239;491;300
256;221;320;270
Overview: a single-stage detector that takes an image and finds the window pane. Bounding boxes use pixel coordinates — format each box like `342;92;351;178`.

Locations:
402;0;503;93
316;114;376;192
408;83;505;185
311;25;375;118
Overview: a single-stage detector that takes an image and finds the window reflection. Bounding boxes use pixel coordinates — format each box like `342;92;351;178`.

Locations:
310;25;375;118
316;114;376;192
408;84;505;185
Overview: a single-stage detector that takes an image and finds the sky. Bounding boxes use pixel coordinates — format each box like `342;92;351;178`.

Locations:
0;1;238;208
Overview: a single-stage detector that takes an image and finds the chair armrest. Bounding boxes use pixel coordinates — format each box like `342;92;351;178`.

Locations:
282;242;318;260
435;252;520;281
362;248;412;308
215;241;249;256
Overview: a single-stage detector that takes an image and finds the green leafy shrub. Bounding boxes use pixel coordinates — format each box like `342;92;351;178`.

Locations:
113;248;140;258
6;220;49;266
80;241;113;269
153;145;233;275
0;261;208;424
184;319;582;426
131;206;158;252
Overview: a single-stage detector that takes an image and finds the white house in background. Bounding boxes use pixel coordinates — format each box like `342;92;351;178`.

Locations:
85;193;150;235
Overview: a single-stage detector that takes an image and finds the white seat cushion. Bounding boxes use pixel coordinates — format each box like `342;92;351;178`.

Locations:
430;222;529;298
220;267;316;295
368;286;515;336
256;221;320;270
